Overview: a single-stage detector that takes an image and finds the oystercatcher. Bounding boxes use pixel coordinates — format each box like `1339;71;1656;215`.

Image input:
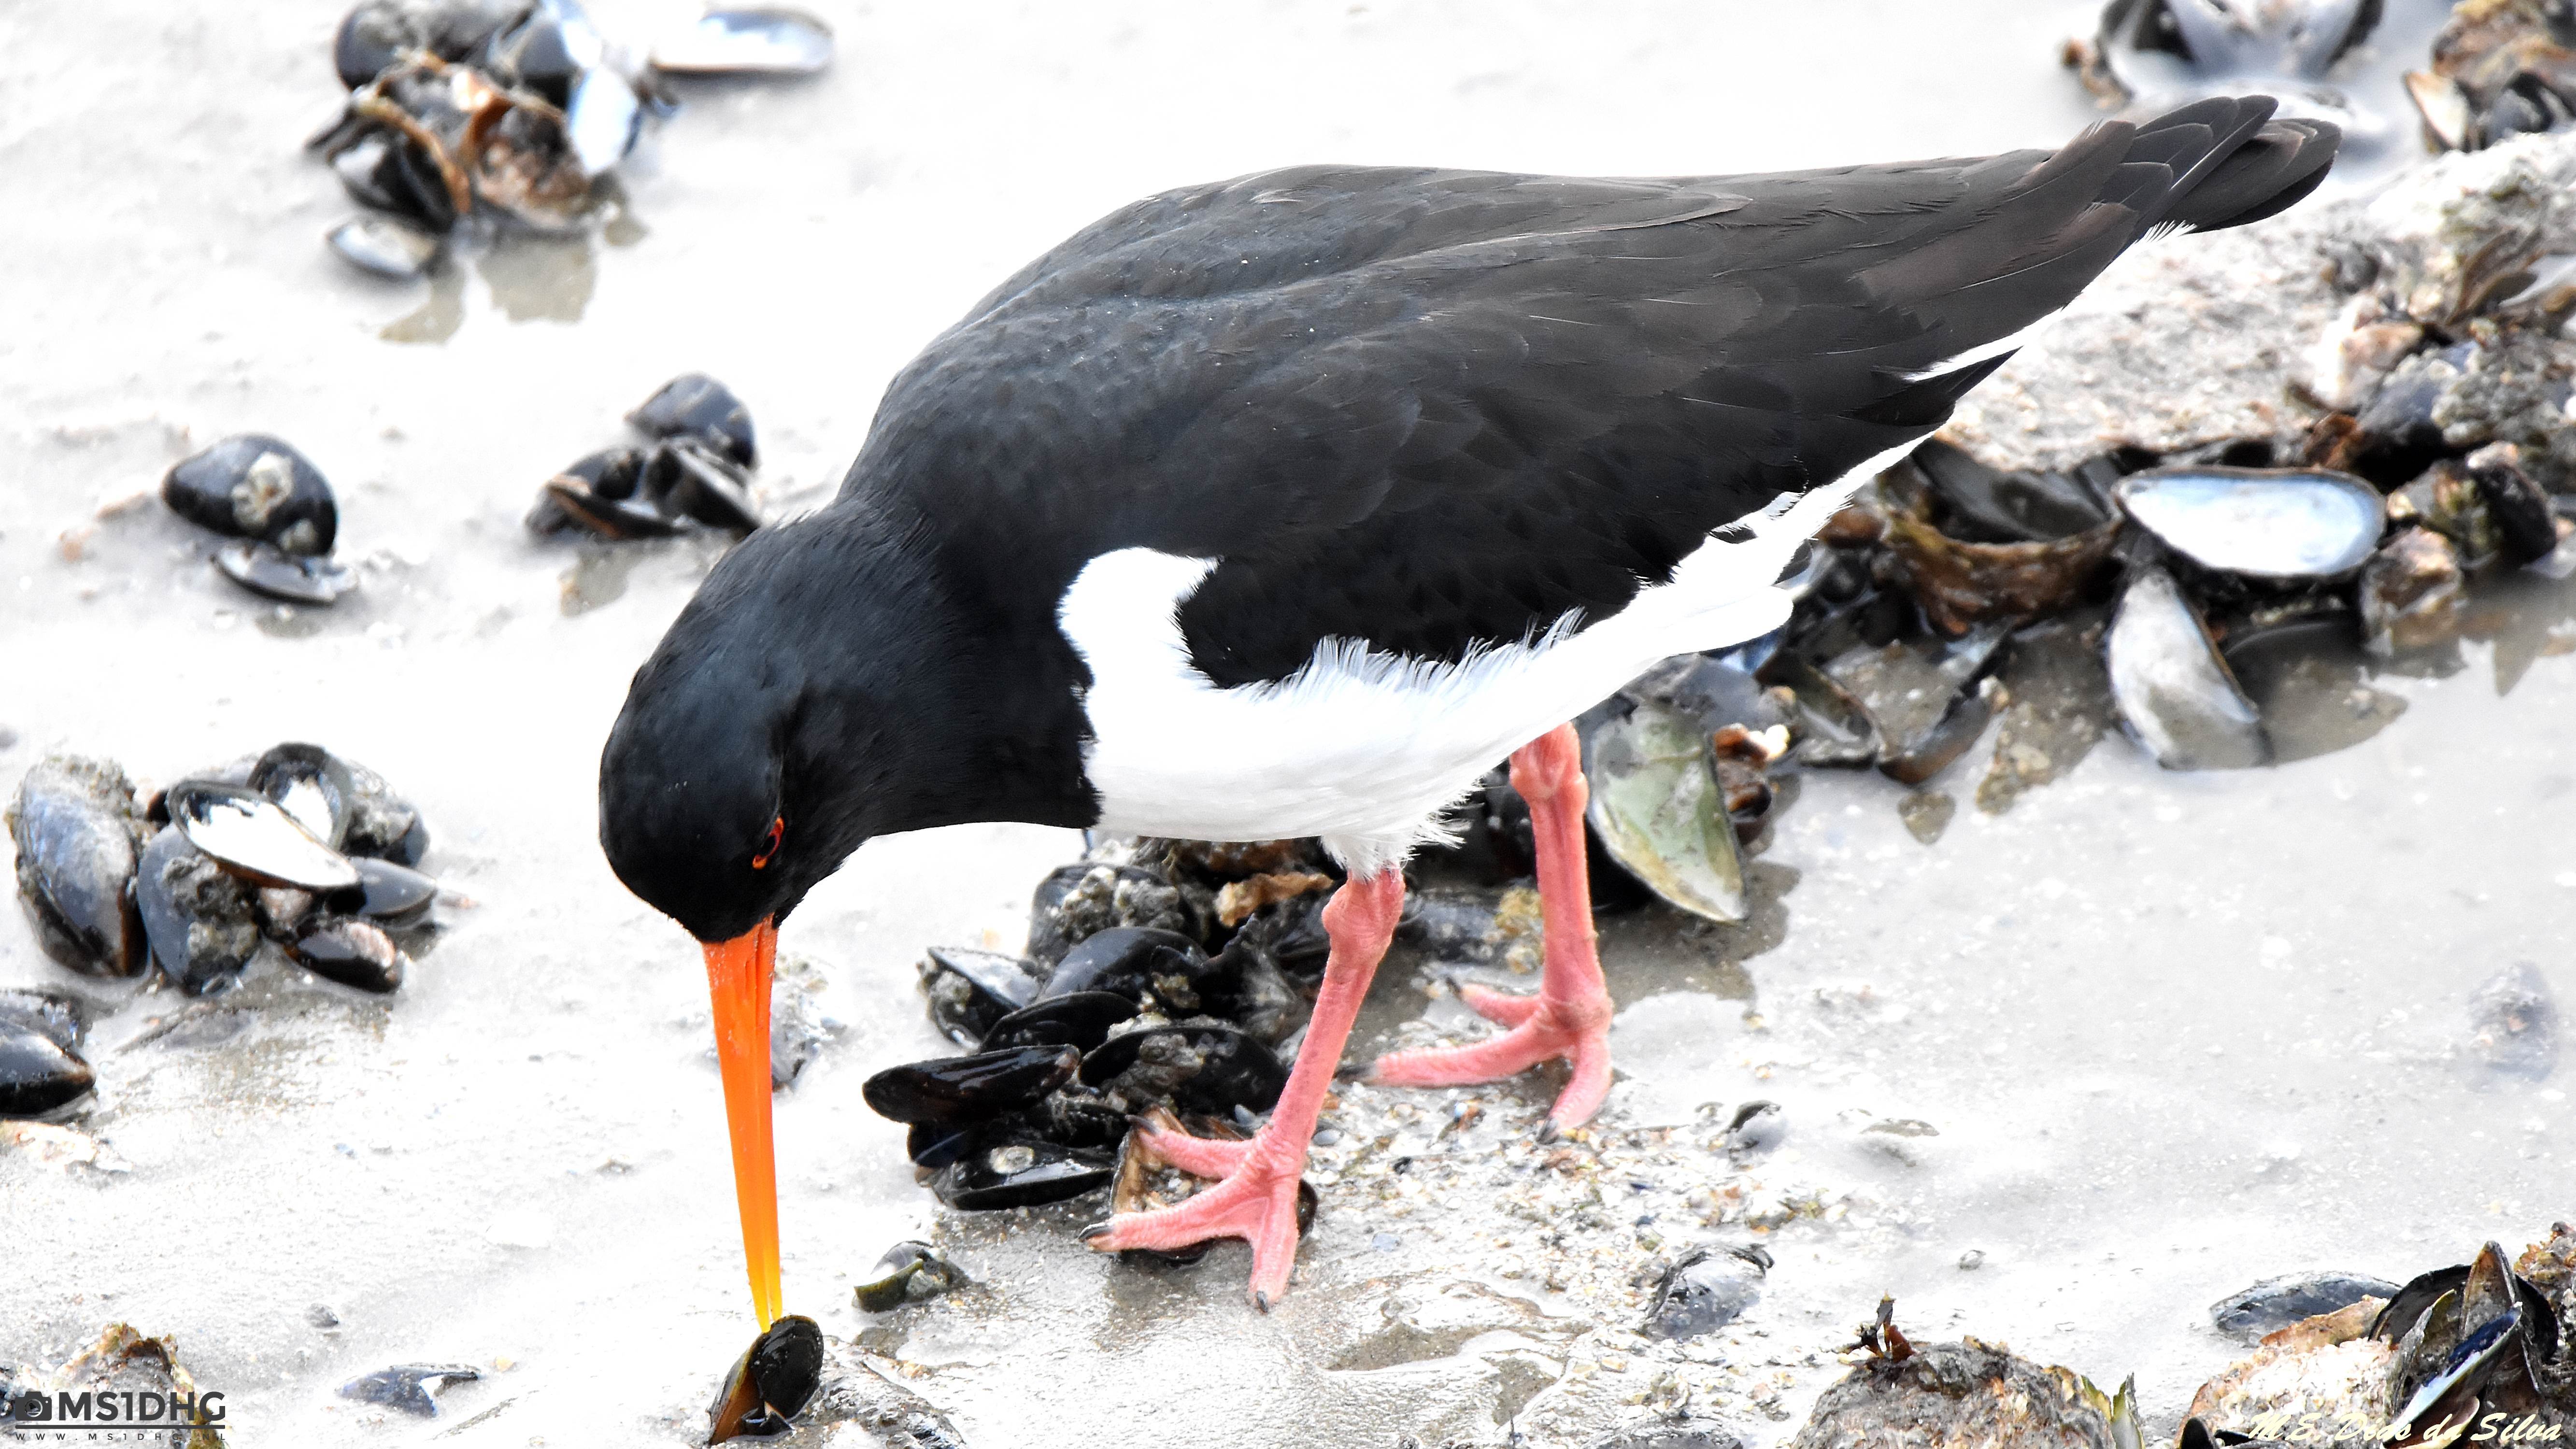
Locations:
600;96;2337;1321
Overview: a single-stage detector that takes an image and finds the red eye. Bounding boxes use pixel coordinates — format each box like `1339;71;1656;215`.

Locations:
753;816;783;869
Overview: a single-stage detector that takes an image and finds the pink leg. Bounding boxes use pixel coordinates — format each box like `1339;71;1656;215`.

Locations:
1369;722;1614;1136
1084;868;1405;1308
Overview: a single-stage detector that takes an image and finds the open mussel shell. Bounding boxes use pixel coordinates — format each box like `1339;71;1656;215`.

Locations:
0;1018;95;1118
932;1138;1114;1211
1579;696;1747;923
136;826;262;996
2105;567;2270;770
2116;467;2384;581
216;542;358;606
2368;1249;2560;1362
250;743;356;849
286;916;406;993
981;990;1139;1052
628;374;756;468
918;946;1043;1047
648;438;762;534
7;755;148;978
652;9;834;75
164;435;338;556
1039;927;1207;1007
1079;1022;1289;1117
542;477;683;540
706;1313;822;1445
860;1044;1079;1125
854;1240;965;1312
164;780;362;891
1910;439;2113;543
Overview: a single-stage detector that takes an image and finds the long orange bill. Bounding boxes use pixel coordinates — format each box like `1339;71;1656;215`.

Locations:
704;918;783;1327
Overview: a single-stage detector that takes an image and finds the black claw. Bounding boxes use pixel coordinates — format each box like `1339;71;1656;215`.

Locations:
1080;1221;1113;1243
1253;1290;1273;1313
1534;1119;1561;1145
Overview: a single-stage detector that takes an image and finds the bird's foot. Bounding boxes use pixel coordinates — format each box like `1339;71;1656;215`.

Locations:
1368;983;1613;1137
1083;1122;1308;1309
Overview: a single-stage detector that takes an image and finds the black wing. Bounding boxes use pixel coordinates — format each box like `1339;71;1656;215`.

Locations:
848;97;2336;686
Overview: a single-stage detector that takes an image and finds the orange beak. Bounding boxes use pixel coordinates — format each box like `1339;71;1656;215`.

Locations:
704;918;783;1327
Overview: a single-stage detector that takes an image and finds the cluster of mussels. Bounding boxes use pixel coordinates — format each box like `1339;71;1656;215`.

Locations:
6;746;441;1006
2067;0;2387;132
159;434;358;607
526;373;764;540
863;840;1342;1212
311;0;831;281
2409;0;2576;154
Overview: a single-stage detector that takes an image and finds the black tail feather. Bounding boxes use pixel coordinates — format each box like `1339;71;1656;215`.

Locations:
2105;96;2341;240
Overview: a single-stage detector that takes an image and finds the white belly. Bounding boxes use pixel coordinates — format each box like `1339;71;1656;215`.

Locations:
1055;473;1871;875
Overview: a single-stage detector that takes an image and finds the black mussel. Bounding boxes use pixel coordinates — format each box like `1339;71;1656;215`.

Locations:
543;477;683;540
907;1120;978;1170
2369;1250;2560;1362
2209;1270;2403;1340
648;438;762;533
288;917;407;993
417;0;522;60
215;541;359;606
1911;440;2111;544
0;1019;94;1119
164;780;360;891
1723;1100;1785;1155
136;827;262;996
327;214;442;280
555;445;648;505
163;435;338;556
628;374;756;468
329;129;460;233
652;9;835;75
339;775;428;867
1192;939;1307;1047
860;1045;1079;1125
480;0;593;108
1026;861;1192;967
334;2;422;88
7;755;148;978
2463;445;2560;569
1080;1023;1289;1117
1227;888;1331;974
2115;467;2382;581
980;991;1139;1052
2105;567;2269;770
1039;927;1209;1007
1645;1245;1770;1340
0;989;86;1054
854;1241;965;1312
339;1363;481;1418
932;1138;1114;1211
250;743;356;848
347;858;439;928
917;946;1042;1047
2467;962;2558;1081
707;1314;822;1445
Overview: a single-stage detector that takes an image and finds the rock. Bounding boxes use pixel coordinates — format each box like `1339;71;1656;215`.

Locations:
2359;528;2468;656
1788;1338;2121;1449
2184;1299;2398;1437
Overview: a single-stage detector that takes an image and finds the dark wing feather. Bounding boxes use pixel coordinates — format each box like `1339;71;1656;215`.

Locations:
849;98;2337;685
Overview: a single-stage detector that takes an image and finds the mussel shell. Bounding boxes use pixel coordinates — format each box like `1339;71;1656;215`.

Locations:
2466;454;2561;568
6;755;148;978
166;781;361;890
907;1120;978;1170
215;542;359;606
2368;1259;2560;1362
136;826;262;997
1039;927;1209;1007
0;989;86;1054
334;1;423;88
651;9;835;75
860;1044;1079;1125
627;373;756;468
854;1241;963;1313
932;1138;1114;1210
1644;1245;1768;1340
1911;439;2111;543
250;743;356;849
344;857;438;927
338;1363;480;1417
557;445;646;501
980;991;1139;1052
1079;1023;1289;1117
286;916;407;993
327;214;442;280
0;1019;95;1119
648;437;762;533
2209;1271;2403;1340
2116;467;2384;581
1225;888;1332;974
1579;695;1748;923
479;0;598;109
1190;939;1307;1047
164;435;338;556
542;477;682;540
1025;862;1183;967
2105;567;2270;770
918;946;1043;1047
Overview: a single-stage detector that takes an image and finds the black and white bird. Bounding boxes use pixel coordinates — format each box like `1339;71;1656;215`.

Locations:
598;96;2338;1323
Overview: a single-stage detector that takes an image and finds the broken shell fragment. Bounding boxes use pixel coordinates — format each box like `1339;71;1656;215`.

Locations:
2115;467;2384;580
7;755;149;978
854;1240;965;1312
214;542;359;606
1580;696;1747;923
2105;567;2269;770
163;781;362;891
652;9;836;75
327;214;443;279
1877;492;2120;635
163;435;339;556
